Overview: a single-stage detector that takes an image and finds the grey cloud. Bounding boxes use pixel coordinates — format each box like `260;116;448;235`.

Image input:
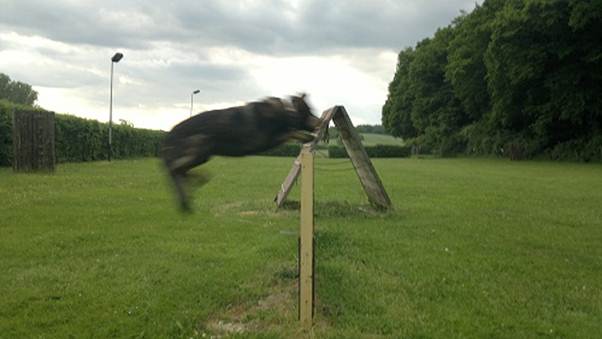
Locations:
0;1;174;48
7;65;104;89
95;61;261;108
0;0;479;128
168;63;247;82
294;0;472;50
1;0;478;53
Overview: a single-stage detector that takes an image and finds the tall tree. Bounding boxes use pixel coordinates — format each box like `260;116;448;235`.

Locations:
382;47;416;139
408;27;466;153
445;1;508;122
382;0;602;160
0;73;38;106
485;0;602;150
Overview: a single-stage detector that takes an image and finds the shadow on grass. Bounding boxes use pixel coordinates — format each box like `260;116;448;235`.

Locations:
279;200;391;218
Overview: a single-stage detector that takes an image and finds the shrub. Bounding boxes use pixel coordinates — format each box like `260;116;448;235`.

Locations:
328;145;349;158
439;133;467;157
547;136;602;162
259;143;302;157
328;144;411;158
54;115;164;163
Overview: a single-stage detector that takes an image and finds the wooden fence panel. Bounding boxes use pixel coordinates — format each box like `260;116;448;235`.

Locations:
12;110;55;172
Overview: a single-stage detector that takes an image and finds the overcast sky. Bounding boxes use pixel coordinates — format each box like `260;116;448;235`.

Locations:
0;0;478;130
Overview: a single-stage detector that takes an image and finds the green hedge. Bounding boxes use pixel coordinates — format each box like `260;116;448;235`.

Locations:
0;100;47;166
1;99;413;164
54;115;164;162
328;144;411;158
0;100;165;166
261;144;412;158
0;101;13;166
260;143;302;157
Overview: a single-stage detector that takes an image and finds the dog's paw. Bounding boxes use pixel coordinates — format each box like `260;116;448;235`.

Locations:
289;130;316;143
179;200;193;214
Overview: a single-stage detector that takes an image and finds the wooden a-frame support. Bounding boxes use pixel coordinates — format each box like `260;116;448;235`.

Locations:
274;105;392;210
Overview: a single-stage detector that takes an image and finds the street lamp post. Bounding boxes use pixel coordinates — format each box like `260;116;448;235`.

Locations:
109;52;124;162
190;89;200;117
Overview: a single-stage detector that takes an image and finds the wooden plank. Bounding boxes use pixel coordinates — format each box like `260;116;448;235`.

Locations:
36;111;55;171
299;145;314;327
32;111;41;170
11;110;19;171
274;156;301;207
48;111;56;170
24;111;31;171
332;106;392;210
274;107;335;207
12;110;56;172
13;110;33;172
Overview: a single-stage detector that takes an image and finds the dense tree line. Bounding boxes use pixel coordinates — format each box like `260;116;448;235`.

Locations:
0;73;38;106
382;0;602;160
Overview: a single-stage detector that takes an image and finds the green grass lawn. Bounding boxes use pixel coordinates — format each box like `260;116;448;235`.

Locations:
1;157;601;338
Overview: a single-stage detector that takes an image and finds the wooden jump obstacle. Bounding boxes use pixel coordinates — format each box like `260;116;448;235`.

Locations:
275;105;391;210
286;106;391;328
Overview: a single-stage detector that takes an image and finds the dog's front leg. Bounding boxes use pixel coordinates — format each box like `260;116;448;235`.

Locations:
287;130;316;143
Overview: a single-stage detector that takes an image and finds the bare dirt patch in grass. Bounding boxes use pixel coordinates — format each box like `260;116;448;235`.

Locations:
203;282;298;337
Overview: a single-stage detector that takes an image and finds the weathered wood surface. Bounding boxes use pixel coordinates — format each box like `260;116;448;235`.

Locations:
331;106;391;209
274;107;335;207
12;110;56;172
299;145;314;327
274;105;391;210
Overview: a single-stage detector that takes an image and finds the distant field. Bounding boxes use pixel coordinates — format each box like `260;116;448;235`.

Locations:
1;157;601;338
360;133;404;146
322;133;404;147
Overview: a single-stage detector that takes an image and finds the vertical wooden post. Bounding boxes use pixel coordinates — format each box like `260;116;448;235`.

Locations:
299;145;314;327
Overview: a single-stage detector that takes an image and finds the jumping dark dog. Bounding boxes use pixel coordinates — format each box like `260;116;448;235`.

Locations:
161;94;321;212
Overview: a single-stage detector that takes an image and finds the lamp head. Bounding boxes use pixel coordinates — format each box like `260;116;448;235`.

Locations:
111;53;124;63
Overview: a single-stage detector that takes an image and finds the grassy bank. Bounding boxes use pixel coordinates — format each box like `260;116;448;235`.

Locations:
1;157;601;338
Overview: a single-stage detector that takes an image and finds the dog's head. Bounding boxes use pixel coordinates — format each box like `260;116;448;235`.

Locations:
290;93;321;132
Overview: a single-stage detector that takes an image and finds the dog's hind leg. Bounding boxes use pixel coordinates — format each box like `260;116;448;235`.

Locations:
188;168;212;191
163;135;213;212
170;170;192;213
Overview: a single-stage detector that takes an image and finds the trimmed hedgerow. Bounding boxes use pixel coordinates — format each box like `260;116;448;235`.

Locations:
0;100;165;166
259;143;302;157
328;144;411;158
54;115;164;162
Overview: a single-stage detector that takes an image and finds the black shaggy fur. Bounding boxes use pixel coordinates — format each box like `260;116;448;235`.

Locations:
161;94;321;212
